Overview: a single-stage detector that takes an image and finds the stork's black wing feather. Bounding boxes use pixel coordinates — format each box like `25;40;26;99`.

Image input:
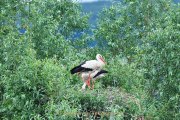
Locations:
70;61;93;74
93;70;108;78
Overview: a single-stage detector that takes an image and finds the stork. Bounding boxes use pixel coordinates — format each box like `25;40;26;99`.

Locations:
70;54;106;88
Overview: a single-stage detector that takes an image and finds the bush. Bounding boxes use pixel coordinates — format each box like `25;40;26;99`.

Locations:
100;55;144;93
139;1;180;119
1;55;69;119
142;24;180;119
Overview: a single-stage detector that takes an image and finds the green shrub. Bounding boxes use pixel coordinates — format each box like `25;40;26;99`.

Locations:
1;56;72;119
100;55;144;93
142;26;180;119
140;2;180;119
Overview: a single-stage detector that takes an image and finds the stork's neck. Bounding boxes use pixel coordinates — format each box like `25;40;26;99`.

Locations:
97;57;105;64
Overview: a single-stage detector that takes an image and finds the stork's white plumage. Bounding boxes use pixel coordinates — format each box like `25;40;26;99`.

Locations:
81;69;108;90
70;54;106;88
70;54;106;74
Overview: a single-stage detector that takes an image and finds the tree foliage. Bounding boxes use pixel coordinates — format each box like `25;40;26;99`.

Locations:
95;0;174;58
95;0;180;119
141;4;180;118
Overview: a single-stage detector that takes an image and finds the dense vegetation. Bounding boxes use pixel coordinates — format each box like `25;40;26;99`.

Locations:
0;0;179;119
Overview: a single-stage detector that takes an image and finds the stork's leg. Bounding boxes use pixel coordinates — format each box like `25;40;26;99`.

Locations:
90;80;94;90
91;80;95;90
86;74;91;89
82;82;86;91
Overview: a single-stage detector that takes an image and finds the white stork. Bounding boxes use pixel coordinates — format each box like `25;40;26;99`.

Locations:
81;69;108;90
70;54;106;88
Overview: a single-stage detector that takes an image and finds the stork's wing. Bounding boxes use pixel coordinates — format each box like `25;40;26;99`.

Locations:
81;60;100;70
70;61;93;74
93;70;108;78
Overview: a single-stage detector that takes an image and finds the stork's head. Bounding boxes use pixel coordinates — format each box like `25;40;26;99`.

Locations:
96;54;106;64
